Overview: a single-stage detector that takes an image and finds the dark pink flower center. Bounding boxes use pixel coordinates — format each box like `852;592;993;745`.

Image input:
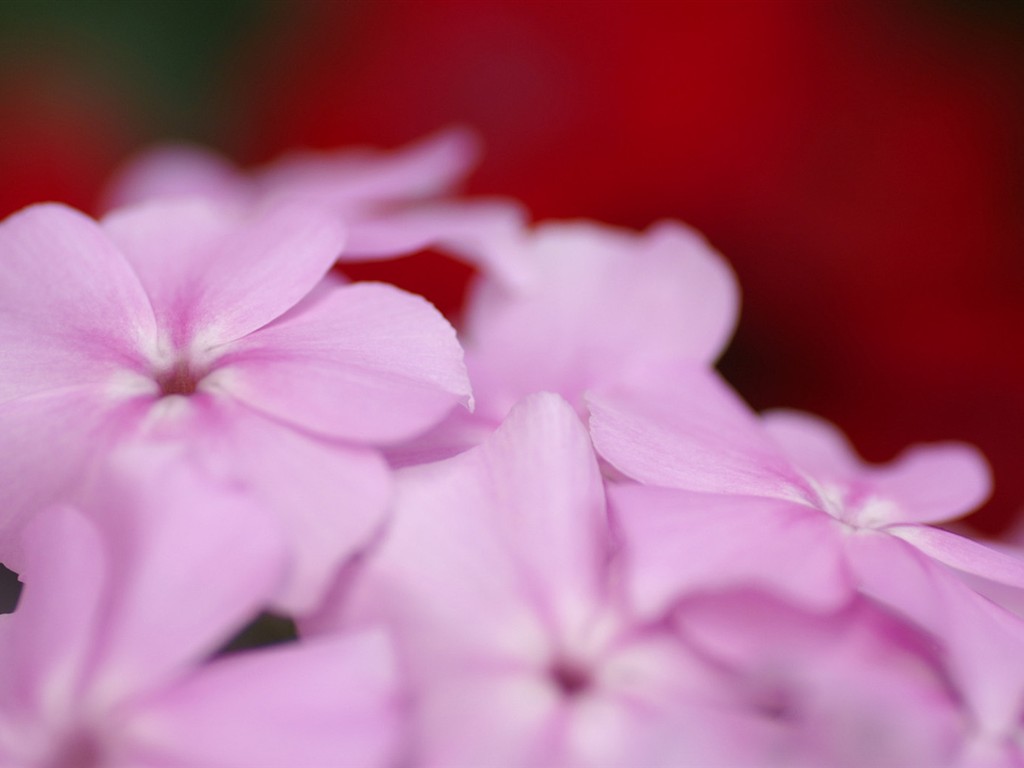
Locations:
45;730;103;768
153;358;205;397
549;658;591;697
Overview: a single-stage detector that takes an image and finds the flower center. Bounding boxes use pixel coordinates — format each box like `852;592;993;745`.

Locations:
548;658;592;697
153;358;205;397
45;730;103;768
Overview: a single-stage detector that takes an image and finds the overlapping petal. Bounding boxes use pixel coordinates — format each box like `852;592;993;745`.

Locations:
0;203;156;402
220;281;471;445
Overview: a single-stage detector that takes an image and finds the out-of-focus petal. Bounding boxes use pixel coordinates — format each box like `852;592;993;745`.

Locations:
869;443;992;525
847;532;1024;735
220;281;470;445
761;409;863;481
587;366;808;501
0;387;142;561
463;221;739;418
123;631;402;768
608;484;850;618
0;506;106;720
77;445;289;706
0;204;156;402
102;198;346;346
102;144;249;211
256;126;480;207
344;199;530;287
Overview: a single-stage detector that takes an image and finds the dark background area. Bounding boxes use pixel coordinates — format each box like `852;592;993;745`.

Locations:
1;0;1022;534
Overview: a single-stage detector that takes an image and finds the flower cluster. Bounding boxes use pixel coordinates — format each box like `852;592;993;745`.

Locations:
1;128;1023;767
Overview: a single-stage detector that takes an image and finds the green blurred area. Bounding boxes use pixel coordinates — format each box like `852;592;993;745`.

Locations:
0;0;279;147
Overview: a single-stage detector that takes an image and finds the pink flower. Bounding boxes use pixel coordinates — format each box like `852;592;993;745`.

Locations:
104;127;529;280
587;364;1021;614
308;394;751;767
0;450;402;767
0;199;470;611
388;219;739;465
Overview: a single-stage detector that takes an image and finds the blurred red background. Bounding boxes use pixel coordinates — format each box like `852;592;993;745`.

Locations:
2;0;1022;532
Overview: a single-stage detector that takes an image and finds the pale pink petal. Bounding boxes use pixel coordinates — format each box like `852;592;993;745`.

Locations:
761;409;864;481
869;443;992;524
886;525;1024;589
608;484;850;618
102;144;249;211
336;393;608;655
102;198;346;346
0;204;156;401
182;400;392;614
0;387;141;562
77;445;289;704
464;220;739;418
0;506;106;718
219;281;471;445
344;199;531;287
587;366;809;501
847;532;1024;734
123;631;402;768
256;126;480;207
125;393;391;615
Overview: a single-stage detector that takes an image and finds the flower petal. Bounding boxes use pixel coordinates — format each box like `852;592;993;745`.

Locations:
761;409;864;481
124;630;402;768
256;125;480;207
219;281;471;444
0;203;156;402
587;365;807;501
77;445;289;704
327;393;609;656
886;525;1024;589
464;221;739;418
0;506;106;720
608;484;850;618
869;443;992;525
343;199;531;286
102;198;346;346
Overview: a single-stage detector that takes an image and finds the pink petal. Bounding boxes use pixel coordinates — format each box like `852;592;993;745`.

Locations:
761;409;863;481
608;484;851;618
123;630;402;768
219;281;471;445
886;525;1024;589
847;533;1024;734
101;144;249;211
336;393;609;655
77;445;289;704
587;366;808;501
256;125;480;207
0;387;140;562
102;198;346;346
0;204;156;402
344;199;530;287
869;443;992;525
0;506;106;717
177;399;392;614
463;221;739;418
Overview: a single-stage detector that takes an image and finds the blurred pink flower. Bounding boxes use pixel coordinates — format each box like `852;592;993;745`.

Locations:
0;199;470;611
0;451;402;767
104;127;529;282
588;365;1022;616
309;394;753;767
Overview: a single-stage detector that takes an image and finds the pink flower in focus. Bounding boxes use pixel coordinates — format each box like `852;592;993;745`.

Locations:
308;394;755;768
0;451;401;767
0;199;470;611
